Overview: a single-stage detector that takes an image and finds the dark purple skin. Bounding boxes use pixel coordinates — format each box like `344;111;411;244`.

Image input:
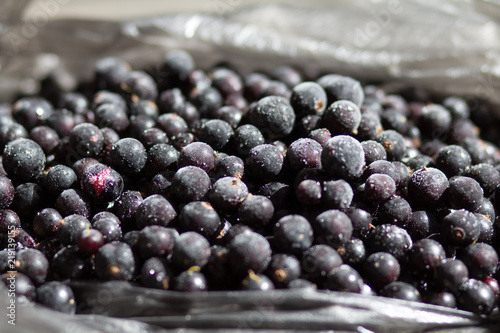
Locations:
287;138;322;171
80;163;124;203
135;194;177;228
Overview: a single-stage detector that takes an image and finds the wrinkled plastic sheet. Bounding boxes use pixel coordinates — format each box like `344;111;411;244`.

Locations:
2;281;498;333
2;0;500;112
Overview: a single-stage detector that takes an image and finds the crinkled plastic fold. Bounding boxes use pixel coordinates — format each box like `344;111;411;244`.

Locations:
2;281;497;332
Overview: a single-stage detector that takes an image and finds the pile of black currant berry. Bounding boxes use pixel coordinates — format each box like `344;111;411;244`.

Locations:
2;49;500;317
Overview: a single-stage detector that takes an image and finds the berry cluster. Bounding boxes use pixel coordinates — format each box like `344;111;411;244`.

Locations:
2;50;500;316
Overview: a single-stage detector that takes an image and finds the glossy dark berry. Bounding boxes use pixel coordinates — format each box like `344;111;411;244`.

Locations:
140;257;172;290
12;97;53;130
94;57;130;91
95;241;135;280
287;138;322;171
174;268;207;292
0;175;14;208
433;259;469;291
209;176;248;213
287;278;317;290
171;166;211;203
322;100;362;135
30;126;59;154
241;271;275;291
121;70;158;101
179;201;220;238
36;281;76;314
199;119;234;151
321;135;365;180
11;182;47;221
44;164;77;195
57;214;91;245
435;145;471;177
408;167;449;207
233;124;265;157
443;96;470;119
189;87;223;117
265;254;301;287
136;226;176;261
93;218;122;243
357;112;383;141
301;244;342;284
426;291;457;308
363;252;400;289
441;209;480;247
290;82;327;118
406;210;439;240
81;163;124;203
178;142;216;173
228;231;272;276
237;195;273;230
135;194;177;228
161;50;195;86
0;209;20;234
364;173;396;204
248;96;295;139
91;211;121;226
296;179;322;206
459;243;498;279
144;144;179;176
337;238;366;269
366;224;412;260
139;128;169;149
376;195;412;227
15;248;49;285
375;130;406;161
1;272;35;303
55;189;91;217
457;279;495;315
417;104;452;140
245;144;284;182
363;160;400;184
346;207;373;240
33;208;62;238
2;138;45;182
94;103;129;133
447;176;484;211
465;163;500;197
408;239;445;275
317;74;364;107
381;281;421;302
110;138;147;175
113;190;143;228
309;128;332;146
51;245;93;280
69;123;104;157
273;215;314;257
172;232;211;271
77;229;105;256
213;155;244;180
325;264;363;293
313;209;352;249
476;212;494;243
361;140;387;164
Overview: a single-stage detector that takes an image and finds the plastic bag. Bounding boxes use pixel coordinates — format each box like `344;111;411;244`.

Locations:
2;0;500;111
3;281;497;333
2;1;500;332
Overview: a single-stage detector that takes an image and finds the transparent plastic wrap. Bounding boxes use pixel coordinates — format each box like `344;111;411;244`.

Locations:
2;0;500;111
2;1;500;332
